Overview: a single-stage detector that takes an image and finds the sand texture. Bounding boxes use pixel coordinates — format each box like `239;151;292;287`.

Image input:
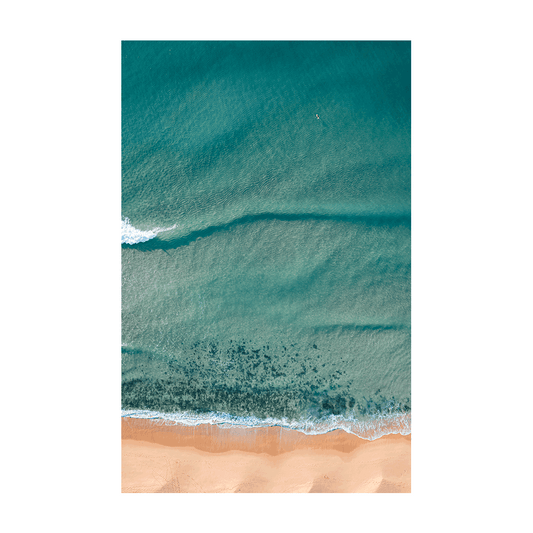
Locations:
122;418;410;493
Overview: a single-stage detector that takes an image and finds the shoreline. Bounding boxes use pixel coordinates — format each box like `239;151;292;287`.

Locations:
122;417;411;492
121;409;411;441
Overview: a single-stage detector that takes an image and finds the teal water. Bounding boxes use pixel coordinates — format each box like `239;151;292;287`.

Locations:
121;41;411;438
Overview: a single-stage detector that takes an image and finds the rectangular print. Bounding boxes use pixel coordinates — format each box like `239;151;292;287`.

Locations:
122;41;411;493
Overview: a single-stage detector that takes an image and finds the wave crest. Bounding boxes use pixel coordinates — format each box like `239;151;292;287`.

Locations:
121;217;176;245
122;210;410;250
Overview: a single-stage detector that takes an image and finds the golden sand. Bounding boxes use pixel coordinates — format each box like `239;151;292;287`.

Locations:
122;417;410;493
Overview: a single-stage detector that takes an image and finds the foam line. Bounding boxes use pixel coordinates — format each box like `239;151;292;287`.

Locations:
121;409;411;441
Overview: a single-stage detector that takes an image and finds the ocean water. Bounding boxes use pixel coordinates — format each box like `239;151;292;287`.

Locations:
121;41;411;440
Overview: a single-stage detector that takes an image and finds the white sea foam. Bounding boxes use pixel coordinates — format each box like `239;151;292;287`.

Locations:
121;217;177;245
121;409;411;441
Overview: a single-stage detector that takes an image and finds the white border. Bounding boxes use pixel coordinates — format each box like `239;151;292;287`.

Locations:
101;19;431;514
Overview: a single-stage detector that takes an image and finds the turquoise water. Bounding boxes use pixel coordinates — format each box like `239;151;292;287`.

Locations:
121;41;410;439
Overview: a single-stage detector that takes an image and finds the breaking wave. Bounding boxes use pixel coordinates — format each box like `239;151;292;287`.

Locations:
121;409;410;441
121;217;177;245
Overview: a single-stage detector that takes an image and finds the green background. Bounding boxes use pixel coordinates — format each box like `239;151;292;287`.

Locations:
1;0;531;531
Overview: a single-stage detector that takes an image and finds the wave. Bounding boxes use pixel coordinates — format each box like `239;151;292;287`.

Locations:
120;408;411;441
122;209;410;250
121;217;177;245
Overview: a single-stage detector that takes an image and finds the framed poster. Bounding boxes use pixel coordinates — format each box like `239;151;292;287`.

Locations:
102;19;431;514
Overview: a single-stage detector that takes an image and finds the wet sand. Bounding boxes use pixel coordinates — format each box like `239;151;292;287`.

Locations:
122;418;410;493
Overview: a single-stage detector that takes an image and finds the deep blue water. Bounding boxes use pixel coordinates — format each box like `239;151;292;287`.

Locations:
121;41;410;439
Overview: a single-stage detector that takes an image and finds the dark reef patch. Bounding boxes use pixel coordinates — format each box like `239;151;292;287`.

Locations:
121;338;410;420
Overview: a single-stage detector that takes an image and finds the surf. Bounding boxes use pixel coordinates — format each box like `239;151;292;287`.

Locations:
121;217;177;245
120;408;411;441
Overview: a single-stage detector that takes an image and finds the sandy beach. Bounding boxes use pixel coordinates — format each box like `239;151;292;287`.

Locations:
122;417;411;493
